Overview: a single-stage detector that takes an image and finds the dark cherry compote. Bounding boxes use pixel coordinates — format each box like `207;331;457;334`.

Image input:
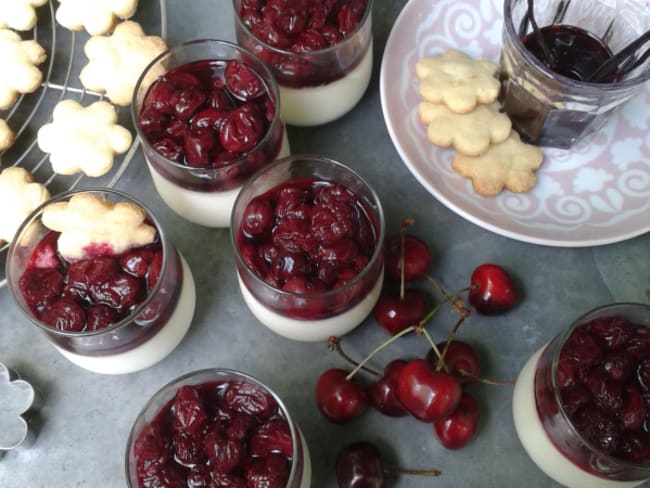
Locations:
131;379;295;488
137;58;283;189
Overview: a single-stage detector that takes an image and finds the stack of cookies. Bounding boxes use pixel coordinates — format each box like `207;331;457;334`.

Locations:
415;49;544;196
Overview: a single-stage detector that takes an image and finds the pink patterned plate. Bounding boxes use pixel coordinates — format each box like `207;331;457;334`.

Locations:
380;0;650;247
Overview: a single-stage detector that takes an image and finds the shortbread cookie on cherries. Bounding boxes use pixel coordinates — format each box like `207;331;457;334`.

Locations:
0;28;46;110
0;0;47;31
418;101;511;156
0;119;15;152
0;167;50;245
55;0;139;35
37;99;132;177
41;192;155;261
416;49;500;114
452;131;544;196
79;21;167;106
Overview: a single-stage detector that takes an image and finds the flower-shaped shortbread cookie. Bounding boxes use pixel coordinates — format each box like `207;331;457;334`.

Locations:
79;20;167;106
418;101;512;156
0;118;15;152
0;28;46;110
0;0;47;31
452;131;544;196
37;99;132;177
42;192;156;261
416;49;500;114
0;363;39;456
0;166;50;245
55;0;138;35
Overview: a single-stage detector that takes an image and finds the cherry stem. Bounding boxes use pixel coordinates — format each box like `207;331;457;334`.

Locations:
345;325;416;381
435;315;467;372
457;368;515;386
398;218;414;300
384;465;442;477
425;276;471;317
327;336;381;378
420;327;449;374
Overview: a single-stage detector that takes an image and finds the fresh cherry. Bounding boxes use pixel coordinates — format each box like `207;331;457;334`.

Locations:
433;392;481;450
468;263;518;315
368;359;408;417
373;288;427;335
396;359;462;422
315;368;368;423
336;441;384;488
384;233;432;282
426;340;481;384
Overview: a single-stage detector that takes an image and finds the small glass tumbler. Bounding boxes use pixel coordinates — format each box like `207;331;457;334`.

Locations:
125;368;311;487
499;0;650;149
231;155;385;342
233;0;374;127
6;189;196;375
512;303;650;488
132;39;290;228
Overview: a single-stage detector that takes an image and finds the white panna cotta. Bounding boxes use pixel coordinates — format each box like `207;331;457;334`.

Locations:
238;269;383;342
512;346;645;488
149;131;291;227
55;256;197;375
280;44;373;127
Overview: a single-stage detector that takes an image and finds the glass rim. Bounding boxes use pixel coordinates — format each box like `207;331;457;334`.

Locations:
6;187;172;338
230;153;386;302
550;302;650;470
503;0;650;89
124;367;303;487
232;0;374;58
131;38;284;175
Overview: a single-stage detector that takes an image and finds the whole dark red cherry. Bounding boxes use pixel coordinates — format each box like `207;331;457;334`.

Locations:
373;288;427;335
384;234;431;282
433;392;481;450
219;103;266;153
426;340;481;384
315;368;368;423
40;297;86;332
396;359;462;422
335;441;384;488
368;359;408;417
225;60;265;101
468;263;518;315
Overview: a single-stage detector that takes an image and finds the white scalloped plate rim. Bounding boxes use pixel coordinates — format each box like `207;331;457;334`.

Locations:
380;0;650;247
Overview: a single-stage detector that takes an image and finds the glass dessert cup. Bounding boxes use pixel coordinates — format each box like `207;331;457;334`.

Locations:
512;303;650;488
233;0;373;127
125;368;311;488
231;155;385;342
132;39;290;228
499;0;650;149
6;189;197;375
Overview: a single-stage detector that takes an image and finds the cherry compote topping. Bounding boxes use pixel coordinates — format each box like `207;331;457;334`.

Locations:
237;0;369;86
523;25;617;83
18;230;162;333
138;59;279;169
539;316;650;465
237;178;378;319
132;380;293;488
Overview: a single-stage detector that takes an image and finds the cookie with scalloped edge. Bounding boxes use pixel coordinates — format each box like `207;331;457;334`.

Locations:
452;131;544;196
0;119;15;152
0;167;50;245
79;20;167;106
55;0;139;35
41;192;156;261
0;0;47;31
37;99;133;177
0;28;46;110
419;101;512;156
416;49;500;114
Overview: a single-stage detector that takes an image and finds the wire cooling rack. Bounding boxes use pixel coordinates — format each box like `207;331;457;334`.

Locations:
0;0;167;288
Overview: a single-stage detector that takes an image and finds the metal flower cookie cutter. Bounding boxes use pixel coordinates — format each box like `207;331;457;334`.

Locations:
0;362;41;457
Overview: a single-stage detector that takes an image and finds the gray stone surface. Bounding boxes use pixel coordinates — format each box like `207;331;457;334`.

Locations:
0;0;649;487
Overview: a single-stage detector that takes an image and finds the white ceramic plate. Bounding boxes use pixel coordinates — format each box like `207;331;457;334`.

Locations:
380;0;650;247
